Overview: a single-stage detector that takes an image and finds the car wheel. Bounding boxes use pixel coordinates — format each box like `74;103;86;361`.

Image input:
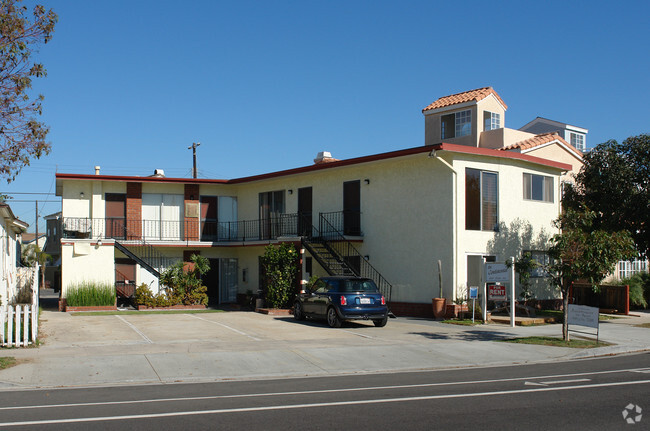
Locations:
373;316;388;327
327;307;342;328
294;301;305;321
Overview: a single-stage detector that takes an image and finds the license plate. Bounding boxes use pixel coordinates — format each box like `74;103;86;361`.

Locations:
360;298;371;304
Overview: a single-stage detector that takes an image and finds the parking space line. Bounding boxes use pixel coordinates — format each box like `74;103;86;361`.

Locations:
340;329;375;339
115;315;153;344
187;315;261;341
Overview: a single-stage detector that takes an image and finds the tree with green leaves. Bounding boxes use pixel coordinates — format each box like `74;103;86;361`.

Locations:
564;134;650;258
546;210;636;340
1;0;57;182
260;243;299;309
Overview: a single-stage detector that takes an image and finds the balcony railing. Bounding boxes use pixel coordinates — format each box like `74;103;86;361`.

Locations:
62;214;303;243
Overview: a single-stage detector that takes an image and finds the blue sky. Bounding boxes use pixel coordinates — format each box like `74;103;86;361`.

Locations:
3;0;650;231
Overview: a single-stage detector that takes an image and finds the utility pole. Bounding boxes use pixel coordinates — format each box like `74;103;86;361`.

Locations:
188;142;201;179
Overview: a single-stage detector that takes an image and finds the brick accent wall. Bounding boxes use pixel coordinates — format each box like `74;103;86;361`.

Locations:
183;250;200;261
126;182;142;240
184;184;200;241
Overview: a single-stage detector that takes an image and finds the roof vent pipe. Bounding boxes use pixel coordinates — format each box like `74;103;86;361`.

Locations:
94;166;100;175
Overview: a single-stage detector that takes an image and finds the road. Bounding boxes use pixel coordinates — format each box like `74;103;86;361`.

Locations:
0;353;648;430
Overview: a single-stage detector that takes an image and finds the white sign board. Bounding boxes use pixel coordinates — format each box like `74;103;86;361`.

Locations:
567;304;599;329
485;263;510;283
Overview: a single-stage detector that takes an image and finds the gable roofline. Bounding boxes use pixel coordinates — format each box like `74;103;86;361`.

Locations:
0;203;28;233
422;87;508;113
520;116;588;134
501;132;583;160
56;143;571;191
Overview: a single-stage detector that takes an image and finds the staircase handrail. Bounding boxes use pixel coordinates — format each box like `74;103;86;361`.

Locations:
317;213;392;302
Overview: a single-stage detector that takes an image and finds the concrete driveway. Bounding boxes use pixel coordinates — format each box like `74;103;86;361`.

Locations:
2;309;649;389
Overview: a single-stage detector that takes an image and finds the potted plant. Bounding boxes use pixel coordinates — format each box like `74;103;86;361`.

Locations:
432;260;446;318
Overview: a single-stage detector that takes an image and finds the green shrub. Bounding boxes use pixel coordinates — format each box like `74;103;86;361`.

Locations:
621;272;650;309
65;281;116;306
260;243;299;308
135;284;155;307
159;255;209;306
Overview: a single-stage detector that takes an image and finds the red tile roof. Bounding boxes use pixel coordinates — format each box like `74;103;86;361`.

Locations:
422;87;507;112
500;132;583;156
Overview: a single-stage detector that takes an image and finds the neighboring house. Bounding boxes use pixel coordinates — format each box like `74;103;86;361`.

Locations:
54;87;576;316
21;232;47;250
43;212;62;291
0;203;29;305
519;117;588;153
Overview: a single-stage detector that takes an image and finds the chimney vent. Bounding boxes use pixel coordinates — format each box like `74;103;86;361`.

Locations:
94;166;100;175
313;151;339;165
152;169;165;178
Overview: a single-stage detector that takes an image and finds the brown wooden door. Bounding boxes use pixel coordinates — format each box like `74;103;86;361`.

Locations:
105;193;126;239
343;180;360;235
297;187;312;237
115;258;136;300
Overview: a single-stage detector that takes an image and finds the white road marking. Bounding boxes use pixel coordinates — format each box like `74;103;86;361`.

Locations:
187;314;260;341
0;380;648;427
115;315;153;344
524;378;591;387
0;367;645;412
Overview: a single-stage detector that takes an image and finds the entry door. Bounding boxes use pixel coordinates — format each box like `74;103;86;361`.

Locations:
259;191;284;239
203;258;220;306
200;196;218;241
343;180;361;235
297;187;312;237
115;258;136;299
219;258;238;304
105;194;126;239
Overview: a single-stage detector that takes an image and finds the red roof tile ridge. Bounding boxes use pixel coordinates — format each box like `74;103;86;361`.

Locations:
500;133;583;156
422;87;507;112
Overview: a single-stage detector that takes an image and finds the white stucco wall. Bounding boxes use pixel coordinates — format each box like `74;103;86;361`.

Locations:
61;241;115;297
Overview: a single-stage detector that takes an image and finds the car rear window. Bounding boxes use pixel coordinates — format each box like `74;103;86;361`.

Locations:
339;279;379;292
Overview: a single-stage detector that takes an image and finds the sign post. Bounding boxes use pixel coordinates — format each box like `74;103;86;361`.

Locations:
469;286;478;323
510;256;515;327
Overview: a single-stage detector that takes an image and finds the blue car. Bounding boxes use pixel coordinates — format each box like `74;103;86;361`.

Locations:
293;276;388;327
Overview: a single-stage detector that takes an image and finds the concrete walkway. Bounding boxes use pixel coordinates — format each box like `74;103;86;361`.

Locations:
1;308;649;390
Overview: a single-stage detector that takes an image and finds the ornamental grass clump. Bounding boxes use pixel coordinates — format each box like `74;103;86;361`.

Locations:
65;281;116;307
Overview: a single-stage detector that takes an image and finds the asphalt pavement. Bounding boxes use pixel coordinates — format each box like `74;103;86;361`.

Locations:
1;300;649;390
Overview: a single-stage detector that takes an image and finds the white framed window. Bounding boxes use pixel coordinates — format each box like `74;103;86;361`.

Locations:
523;173;554;203
441;110;472;139
570;132;585;152
483;111;501;131
525;250;551;278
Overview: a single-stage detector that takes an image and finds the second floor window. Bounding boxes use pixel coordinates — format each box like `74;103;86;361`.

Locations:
570;132;585;152
466;168;498;231
523;173;554;203
441;110;472;139
483;111;501;131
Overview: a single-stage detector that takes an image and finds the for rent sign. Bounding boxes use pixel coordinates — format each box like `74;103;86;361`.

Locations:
488;283;507;300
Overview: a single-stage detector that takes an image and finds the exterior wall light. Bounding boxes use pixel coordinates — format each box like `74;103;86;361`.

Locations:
364;179;370;184
288;189;293;194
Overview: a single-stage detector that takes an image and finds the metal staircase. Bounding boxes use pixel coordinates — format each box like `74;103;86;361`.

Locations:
302;214;393;306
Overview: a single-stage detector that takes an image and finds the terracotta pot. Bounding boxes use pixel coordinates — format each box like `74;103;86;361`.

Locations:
432;298;446;319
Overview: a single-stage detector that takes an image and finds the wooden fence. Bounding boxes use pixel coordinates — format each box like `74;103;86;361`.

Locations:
1;266;39;347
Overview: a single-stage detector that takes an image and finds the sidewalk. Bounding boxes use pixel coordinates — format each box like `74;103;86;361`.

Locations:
1;308;649;390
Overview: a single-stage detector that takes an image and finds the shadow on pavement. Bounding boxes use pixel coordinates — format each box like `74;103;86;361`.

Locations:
409;330;518;341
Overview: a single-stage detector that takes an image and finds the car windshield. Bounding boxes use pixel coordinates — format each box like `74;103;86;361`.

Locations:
339;279;379;293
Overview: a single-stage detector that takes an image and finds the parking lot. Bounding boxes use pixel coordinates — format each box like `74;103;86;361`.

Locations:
2;308;649;389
